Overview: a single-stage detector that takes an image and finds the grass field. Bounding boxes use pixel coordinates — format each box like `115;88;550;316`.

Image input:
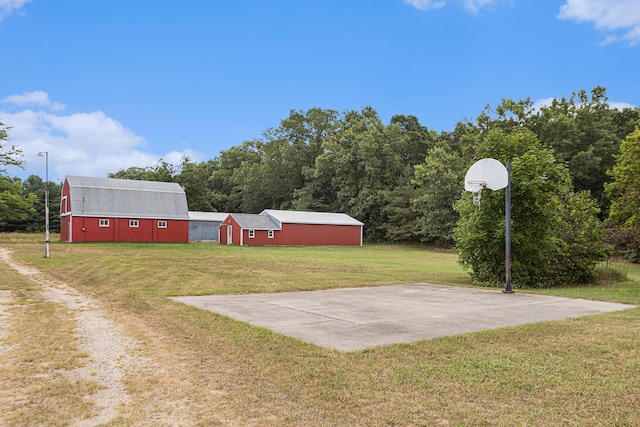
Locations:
1;234;639;426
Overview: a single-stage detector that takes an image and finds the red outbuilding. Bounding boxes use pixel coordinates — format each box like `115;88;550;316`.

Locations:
60;176;190;243
219;209;364;246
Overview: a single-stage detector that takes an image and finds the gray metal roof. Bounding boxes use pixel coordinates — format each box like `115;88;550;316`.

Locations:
65;176;189;219
229;213;281;230
189;211;228;222
261;209;364;226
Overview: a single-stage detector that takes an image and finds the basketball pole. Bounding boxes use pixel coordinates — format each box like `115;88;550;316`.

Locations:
504;162;513;293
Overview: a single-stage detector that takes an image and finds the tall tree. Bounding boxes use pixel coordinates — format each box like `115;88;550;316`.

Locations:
174;158;217;212
605;127;640;229
236;139;298;213
382;173;419;243
411;142;466;245
604;127;640;262
293;107;384;214
0;177;37;230
223;109;342;213
109;160;176;182
527;86;621;205
209;142;261;213
454;129;608;288
0;122;36;225
273;107;339;167
1;122;25;174
554;190;611;282
389;114;435;166
380;116;438;243
19;175;62;233
318;108;409;240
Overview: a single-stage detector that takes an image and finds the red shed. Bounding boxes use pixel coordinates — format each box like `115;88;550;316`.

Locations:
219;209;363;246
60;176;190;243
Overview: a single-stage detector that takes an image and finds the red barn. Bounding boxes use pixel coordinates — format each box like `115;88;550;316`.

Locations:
60;176;190;243
219;209;363;246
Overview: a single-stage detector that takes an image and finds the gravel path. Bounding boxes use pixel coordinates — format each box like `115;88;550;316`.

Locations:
0;249;140;426
0;289;15;356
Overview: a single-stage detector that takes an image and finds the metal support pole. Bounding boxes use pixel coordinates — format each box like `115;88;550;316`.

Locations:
504;162;512;293
38;152;50;258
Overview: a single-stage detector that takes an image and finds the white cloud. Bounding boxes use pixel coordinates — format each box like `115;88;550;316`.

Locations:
1;91;202;181
609;101;637;111
530;96;637;113
530;97;557;113
2;91;66;111
405;0;640;40
404;0;498;14
0;0;30;22
558;0;640;46
163;148;201;165
404;0;447;11
463;0;497;14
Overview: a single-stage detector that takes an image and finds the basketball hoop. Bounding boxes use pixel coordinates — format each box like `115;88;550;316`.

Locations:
463;158;513;293
467;181;487;207
464;158;508;208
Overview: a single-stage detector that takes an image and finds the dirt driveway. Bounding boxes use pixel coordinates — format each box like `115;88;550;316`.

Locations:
0;249;139;426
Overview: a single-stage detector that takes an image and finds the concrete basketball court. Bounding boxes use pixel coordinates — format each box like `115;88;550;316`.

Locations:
170;284;635;351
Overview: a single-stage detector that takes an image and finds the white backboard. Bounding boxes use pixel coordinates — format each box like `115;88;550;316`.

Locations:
464;158;508;191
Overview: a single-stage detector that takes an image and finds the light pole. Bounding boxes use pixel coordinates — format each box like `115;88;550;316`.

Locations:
37;152;50;258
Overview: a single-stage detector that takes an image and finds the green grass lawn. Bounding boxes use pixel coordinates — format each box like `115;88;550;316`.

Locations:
2;234;639;426
525;261;640;304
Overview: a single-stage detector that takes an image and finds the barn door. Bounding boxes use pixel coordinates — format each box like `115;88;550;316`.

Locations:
227;225;233;245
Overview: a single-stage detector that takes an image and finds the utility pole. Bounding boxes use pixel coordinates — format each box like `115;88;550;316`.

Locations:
37;151;50;258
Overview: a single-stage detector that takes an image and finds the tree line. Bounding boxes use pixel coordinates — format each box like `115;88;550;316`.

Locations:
111;87;638;255
2;86;639;283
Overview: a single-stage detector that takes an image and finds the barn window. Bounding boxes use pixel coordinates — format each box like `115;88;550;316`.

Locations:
158;221;167;228
268;230;274;238
99;219;110;227
129;220;139;228
248;230;255;238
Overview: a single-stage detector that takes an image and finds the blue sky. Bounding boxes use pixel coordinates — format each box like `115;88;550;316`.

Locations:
2;0;639;182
